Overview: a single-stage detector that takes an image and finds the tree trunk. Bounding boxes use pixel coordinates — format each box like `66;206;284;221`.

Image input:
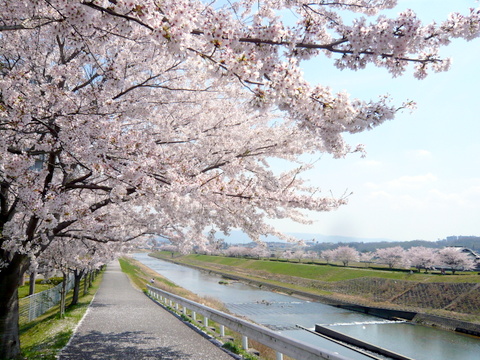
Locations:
83;270;89;296
29;270;36;296
0;253;29;360
60;271;67;318
71;269;84;306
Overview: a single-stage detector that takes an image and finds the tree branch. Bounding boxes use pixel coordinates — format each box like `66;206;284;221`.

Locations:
81;1;155;31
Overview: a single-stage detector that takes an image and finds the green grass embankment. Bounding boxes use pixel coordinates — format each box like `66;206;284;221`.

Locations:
119;256;227;310
154;253;480;283
19;271;103;359
19;283;54;299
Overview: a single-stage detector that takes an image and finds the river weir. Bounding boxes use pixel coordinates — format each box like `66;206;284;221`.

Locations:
133;253;480;360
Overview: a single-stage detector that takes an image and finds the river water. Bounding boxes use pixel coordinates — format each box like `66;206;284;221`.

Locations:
133;253;480;360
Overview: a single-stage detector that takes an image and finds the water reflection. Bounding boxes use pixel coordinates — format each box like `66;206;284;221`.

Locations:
133;253;480;360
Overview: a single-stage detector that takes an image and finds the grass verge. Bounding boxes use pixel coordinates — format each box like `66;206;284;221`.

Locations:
19;272;104;360
163;253;480;283
119;256;226;310
18;282;54;299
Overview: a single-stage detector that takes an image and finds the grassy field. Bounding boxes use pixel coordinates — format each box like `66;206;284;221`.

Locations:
119;256;177;290
119;256;227;310
160;253;480;283
18;282;54;299
19;272;103;359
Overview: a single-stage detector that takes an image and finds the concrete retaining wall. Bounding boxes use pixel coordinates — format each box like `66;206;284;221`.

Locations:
413;313;480;336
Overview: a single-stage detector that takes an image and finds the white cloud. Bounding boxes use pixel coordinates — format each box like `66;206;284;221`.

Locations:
364;181;380;189
407;149;432;160
428;184;480;209
366;178;480;213
387;173;438;189
356;159;382;168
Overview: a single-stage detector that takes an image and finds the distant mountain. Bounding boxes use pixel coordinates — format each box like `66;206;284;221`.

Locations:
285;232;394;244
220;231;480;252
155;230;479;252
220;230;394;244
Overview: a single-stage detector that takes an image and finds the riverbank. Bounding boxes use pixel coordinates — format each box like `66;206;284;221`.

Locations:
149;252;480;336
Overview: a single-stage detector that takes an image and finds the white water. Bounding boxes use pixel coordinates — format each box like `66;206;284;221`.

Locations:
325;320;407;327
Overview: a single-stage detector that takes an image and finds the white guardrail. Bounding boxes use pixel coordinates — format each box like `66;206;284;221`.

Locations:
147;284;352;360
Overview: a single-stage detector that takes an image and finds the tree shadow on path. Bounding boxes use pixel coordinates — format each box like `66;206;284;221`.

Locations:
59;330;189;359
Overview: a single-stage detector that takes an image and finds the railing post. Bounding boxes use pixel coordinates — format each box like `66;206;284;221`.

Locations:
183;306;187;314
192;311;197;321
220;325;225;337
28;296;35;322
242;335;248;350
276;352;284;360
204;317;208;327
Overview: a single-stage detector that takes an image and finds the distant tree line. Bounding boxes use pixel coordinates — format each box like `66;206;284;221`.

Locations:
160;240;479;274
305;236;480;253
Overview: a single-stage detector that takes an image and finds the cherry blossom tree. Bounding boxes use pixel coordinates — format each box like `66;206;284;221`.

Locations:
333;245;360;266
437;247;476;275
359;251;375;267
37;238;119;315
224;246;250;258
407;246;438;273
250;244;271;259
1;0;480;357
281;250;295;262
321;249;337;264
375;246;410;269
303;250;320;262
281;249;308;262
159;243;180;255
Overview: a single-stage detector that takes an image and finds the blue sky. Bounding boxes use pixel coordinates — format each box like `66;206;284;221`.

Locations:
271;1;480;242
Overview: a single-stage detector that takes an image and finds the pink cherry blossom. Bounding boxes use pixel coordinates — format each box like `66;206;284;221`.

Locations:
1;1;479;357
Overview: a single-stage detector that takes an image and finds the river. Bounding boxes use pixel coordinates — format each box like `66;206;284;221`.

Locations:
133;253;480;360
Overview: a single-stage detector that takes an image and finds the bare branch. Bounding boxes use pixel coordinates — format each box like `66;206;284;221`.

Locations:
81;1;155;31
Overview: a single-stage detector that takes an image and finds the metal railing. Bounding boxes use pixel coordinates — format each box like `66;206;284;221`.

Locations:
19;275;75;323
147;284;351;360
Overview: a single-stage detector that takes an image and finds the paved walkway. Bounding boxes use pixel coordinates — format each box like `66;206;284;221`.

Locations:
59;260;234;359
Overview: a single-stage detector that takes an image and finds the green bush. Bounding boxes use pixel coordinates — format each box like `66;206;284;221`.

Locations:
222;341;258;360
42;277;64;285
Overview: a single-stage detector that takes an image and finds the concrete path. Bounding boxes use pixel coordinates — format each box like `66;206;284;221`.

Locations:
59;260;234;360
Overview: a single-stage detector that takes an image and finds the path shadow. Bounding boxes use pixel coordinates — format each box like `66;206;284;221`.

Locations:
59;330;189;359
88;302;109;308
